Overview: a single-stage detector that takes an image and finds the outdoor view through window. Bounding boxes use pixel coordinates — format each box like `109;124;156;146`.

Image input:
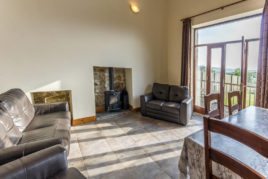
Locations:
194;15;261;110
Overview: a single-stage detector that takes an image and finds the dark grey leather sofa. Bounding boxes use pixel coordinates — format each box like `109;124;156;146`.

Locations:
140;83;192;125
0;89;71;153
0;144;85;179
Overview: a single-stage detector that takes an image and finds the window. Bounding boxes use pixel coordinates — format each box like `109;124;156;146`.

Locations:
193;14;261;112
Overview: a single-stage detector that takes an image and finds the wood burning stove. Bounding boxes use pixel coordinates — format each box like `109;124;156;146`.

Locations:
104;67;125;112
104;90;122;112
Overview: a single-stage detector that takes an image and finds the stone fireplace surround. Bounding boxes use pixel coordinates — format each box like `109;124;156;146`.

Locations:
93;66;132;113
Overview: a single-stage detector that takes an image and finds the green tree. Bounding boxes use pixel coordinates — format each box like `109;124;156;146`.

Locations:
234;68;241;76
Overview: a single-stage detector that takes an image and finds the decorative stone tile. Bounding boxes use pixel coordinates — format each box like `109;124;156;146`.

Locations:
69;112;203;179
79;139;112;156
153;155;181;179
68;140;83;160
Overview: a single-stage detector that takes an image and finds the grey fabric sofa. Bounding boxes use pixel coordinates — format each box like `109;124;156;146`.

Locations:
0;88;71;153
0;144;85;179
140;83;192;125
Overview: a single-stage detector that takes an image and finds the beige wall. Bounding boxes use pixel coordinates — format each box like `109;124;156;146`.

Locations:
1;0;265;119
0;0;168;119
167;0;265;85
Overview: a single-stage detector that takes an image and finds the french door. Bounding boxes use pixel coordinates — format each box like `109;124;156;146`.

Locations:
194;44;226;116
194;39;258;114
194;41;244;115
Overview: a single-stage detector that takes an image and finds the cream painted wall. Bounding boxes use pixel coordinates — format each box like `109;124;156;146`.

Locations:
1;0;264;119
167;0;265;85
0;0;168;119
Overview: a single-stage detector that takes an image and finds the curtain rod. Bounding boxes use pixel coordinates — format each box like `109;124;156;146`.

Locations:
181;0;247;21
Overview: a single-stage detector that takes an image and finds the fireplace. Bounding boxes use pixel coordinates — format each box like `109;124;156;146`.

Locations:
93;66;130;113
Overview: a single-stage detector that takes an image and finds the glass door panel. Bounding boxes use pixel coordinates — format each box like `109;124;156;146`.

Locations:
210;48;223;94
195;46;207;107
208;46;225;117
224;43;242;106
245;41;259;107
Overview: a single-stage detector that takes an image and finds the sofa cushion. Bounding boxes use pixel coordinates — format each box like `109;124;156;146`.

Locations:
26;112;71;131
152;83;170;101
169;86;189;103
0;89;35;132
162;102;180;115
146;100;165;110
19;126;70;149
0;109;22;145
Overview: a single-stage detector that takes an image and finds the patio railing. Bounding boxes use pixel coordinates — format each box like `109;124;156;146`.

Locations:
198;70;256;107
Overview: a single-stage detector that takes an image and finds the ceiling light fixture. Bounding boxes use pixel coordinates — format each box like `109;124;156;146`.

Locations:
130;2;140;14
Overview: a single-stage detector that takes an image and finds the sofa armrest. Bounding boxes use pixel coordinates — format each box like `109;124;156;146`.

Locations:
180;97;193;126
34;102;69;115
140;93;153;115
0;145;68;179
143;93;153;102
0;138;62;165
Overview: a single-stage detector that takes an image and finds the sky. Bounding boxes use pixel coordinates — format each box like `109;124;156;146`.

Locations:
196;15;261;71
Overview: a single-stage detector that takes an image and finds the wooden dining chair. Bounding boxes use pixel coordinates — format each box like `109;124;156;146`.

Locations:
228;91;242;115
203;116;268;179
204;93;223;119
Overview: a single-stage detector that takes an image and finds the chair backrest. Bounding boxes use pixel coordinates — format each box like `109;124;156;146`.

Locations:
204;93;223;119
203;116;268;179
228;91;242;115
